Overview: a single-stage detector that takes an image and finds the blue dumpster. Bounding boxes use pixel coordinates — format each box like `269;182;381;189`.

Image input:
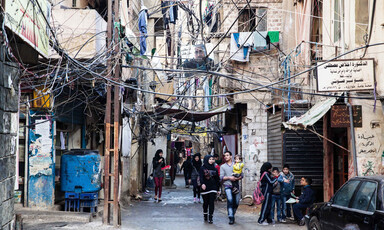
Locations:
61;149;101;193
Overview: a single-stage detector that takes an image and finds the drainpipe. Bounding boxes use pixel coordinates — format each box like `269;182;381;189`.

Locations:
345;95;358;176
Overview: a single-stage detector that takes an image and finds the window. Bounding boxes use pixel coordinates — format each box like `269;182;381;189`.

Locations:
333;180;360;207
355;0;369;45
351;181;377;212
238;8;267;32
333;0;344;42
72;0;77;7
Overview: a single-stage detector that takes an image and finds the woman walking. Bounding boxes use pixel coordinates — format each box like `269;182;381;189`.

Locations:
153;149;165;202
258;162;278;225
199;155;220;224
191;153;202;203
181;156;193;188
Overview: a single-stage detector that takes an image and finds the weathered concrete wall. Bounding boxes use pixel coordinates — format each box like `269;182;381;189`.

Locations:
321;0;384;177
147;136;168;170
50;9;107;59
0;60;19;229
235;93;270;196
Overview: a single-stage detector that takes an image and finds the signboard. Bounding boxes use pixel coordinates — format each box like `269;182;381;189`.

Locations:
317;59;375;92
5;0;50;57
331;105;362;128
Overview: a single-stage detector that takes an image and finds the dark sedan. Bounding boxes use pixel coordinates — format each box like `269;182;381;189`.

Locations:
306;176;384;230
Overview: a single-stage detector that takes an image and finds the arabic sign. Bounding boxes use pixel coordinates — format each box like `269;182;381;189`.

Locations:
317;59;375;92
5;0;50;57
331;105;362;128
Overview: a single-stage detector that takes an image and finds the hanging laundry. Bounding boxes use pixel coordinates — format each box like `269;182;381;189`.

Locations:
230;33;250;62
267;31;280;43
204;4;214;26
169;1;178;24
210;12;219;32
138;6;148;55
238;32;254;59
161;0;169;27
253;31;268;52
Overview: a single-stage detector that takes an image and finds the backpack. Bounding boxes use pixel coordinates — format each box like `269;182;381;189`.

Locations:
253;172;267;205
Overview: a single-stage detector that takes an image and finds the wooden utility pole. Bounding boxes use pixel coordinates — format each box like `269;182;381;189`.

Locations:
104;0;121;226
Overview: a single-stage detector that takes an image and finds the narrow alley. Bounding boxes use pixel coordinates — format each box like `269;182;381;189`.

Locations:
23;175;305;230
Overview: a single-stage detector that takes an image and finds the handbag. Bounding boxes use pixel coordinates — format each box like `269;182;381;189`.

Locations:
253;172;267;205
192;166;201;186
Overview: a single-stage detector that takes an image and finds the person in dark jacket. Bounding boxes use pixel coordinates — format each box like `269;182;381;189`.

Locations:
153;149;165;202
191;153;202;203
181;156;193;188
257;162;289;225
270;167;282;224
199;155;220;224
279;164;295;221
293;176;315;226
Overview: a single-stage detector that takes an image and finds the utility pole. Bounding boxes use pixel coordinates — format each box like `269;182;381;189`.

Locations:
104;0;121;226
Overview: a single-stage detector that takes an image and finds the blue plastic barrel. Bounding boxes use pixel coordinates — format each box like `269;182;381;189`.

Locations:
61;149;101;193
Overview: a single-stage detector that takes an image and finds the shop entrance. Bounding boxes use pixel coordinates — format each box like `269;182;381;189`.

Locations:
331;128;349;192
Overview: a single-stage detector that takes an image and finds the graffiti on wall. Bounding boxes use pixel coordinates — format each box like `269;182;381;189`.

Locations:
356;132;380;176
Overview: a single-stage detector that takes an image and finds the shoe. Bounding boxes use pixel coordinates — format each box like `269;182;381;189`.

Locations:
298;218;305;226
185;185;188;188
229;217;234;225
258;221;269;226
194;198;197;203
288;217;295;221
198;198;201;203
204;213;208;222
280;219;286;223
158;198;162;203
208;215;213;224
271;220;276;225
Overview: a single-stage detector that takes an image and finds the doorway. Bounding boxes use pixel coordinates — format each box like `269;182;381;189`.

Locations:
332;128;348;192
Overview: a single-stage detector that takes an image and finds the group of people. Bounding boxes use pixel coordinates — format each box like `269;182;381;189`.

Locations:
152;149;315;226
258;162;315;226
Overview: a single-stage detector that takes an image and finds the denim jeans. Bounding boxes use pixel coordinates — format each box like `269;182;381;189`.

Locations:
270;194;282;221
281;194;292;219
293;203;309;220
224;188;241;218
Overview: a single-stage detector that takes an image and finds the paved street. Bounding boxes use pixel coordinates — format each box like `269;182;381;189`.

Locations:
24;176;305;230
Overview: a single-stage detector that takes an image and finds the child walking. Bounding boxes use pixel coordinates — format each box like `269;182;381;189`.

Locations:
232;155;244;194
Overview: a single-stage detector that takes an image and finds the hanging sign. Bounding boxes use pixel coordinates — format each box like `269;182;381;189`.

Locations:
317;59;375;92
4;0;50;57
331;105;362;128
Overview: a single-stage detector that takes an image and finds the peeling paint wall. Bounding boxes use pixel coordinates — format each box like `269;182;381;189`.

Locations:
28;115;55;209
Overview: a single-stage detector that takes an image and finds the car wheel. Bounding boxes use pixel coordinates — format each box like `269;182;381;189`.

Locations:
309;216;321;230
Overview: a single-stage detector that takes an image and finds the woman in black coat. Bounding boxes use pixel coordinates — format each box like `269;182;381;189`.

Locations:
257;162;278;225
199;155;220;223
181;156;193;188
191;153;202;203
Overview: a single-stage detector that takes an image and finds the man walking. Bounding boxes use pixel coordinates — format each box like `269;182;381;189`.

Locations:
220;151;242;225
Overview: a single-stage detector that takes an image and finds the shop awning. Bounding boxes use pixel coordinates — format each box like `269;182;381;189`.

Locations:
156;104;232;122
283;97;337;130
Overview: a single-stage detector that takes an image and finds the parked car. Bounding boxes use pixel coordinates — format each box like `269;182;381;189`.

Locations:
306;176;384;230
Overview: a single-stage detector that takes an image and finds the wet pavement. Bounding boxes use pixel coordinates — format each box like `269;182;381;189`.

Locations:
22;176;306;229
120;175;305;230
